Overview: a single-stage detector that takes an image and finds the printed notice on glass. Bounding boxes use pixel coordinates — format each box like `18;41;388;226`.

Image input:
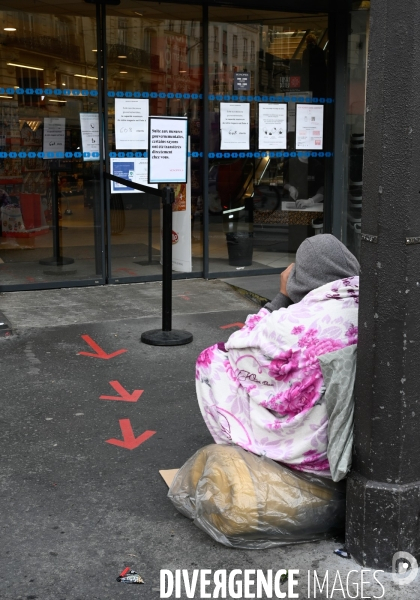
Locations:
148;116;188;184
258;103;287;150
295;104;324;150
110;157;158;194
220;102;250;151
80;113;100;161
43;117;65;157
115;98;149;149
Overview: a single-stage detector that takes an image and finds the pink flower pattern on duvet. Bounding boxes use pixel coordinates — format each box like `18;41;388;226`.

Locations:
196;277;359;477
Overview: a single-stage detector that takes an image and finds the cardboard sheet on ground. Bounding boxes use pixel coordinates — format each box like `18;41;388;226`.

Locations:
159;469;179;487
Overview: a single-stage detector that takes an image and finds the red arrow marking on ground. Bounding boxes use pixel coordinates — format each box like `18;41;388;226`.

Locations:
220;322;245;330
115;267;138;276
78;334;127;359
100;381;143;402
106;419;156;450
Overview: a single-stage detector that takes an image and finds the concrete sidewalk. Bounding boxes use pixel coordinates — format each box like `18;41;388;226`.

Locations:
0;279;416;599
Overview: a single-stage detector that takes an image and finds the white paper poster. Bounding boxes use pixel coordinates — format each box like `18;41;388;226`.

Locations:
115;98;149;149
295;104;324;150
80;113;99;161
220;102;250;150
43;117;65;157
258;103;287;150
148;116;188;184
110;157;157;194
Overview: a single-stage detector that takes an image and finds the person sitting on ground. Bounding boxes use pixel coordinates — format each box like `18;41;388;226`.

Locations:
196;234;359;478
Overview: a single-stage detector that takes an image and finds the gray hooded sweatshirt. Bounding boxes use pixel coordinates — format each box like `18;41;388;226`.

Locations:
265;234;360;312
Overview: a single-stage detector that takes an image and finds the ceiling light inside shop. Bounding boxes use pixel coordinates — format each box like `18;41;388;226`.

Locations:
0;95;13;99
74;73;98;80
134;12;143;16
49;99;67;103
92;49;98;52
4;27;16;31
179;70;187;73
118;55;127;58
7;62;44;71
120;71;128;74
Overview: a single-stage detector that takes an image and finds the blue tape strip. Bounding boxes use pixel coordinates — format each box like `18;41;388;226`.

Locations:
100;91;337;103
1;148;334;160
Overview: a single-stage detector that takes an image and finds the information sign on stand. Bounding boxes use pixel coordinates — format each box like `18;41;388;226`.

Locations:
40;117;74;269
132;115;191;346
148;116;188;184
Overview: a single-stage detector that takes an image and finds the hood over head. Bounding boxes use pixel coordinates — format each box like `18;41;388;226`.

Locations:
286;234;360;303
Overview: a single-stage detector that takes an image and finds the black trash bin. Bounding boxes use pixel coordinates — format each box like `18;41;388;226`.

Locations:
226;232;253;267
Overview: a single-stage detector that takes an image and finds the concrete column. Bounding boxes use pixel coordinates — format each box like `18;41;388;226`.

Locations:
346;0;420;569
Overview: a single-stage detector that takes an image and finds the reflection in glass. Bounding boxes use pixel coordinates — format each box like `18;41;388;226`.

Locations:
208;9;328;274
0;2;102;286
105;6;204;279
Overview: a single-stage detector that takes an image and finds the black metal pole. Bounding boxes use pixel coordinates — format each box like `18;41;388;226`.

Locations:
202;5;210;279
346;0;420;571
94;0;106;278
141;185;193;346
51;165;61;261
162;186;173;332
148;208;153;263
40;160;74;267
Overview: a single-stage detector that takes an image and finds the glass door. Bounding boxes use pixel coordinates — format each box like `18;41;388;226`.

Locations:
206;7;332;276
103;1;204;283
0;1;105;289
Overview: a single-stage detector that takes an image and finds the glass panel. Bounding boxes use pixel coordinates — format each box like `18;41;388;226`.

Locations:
208;8;329;274
345;4;369;260
0;1;104;287
105;2;203;281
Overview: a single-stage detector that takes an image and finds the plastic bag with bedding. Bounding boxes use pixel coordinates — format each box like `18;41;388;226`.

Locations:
168;444;345;549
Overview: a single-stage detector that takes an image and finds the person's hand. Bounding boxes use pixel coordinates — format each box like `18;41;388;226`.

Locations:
280;263;295;297
296;198;315;209
284;184;298;201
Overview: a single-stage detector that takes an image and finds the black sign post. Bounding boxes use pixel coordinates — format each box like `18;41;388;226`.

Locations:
39;160;75;269
105;178;192;347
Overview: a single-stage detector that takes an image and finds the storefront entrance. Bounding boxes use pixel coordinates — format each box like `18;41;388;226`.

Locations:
0;0;356;291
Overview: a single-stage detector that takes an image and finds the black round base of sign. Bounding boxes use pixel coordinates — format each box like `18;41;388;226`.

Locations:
141;329;193;346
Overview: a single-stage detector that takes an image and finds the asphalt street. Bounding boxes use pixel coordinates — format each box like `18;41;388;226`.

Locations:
0;279;417;599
